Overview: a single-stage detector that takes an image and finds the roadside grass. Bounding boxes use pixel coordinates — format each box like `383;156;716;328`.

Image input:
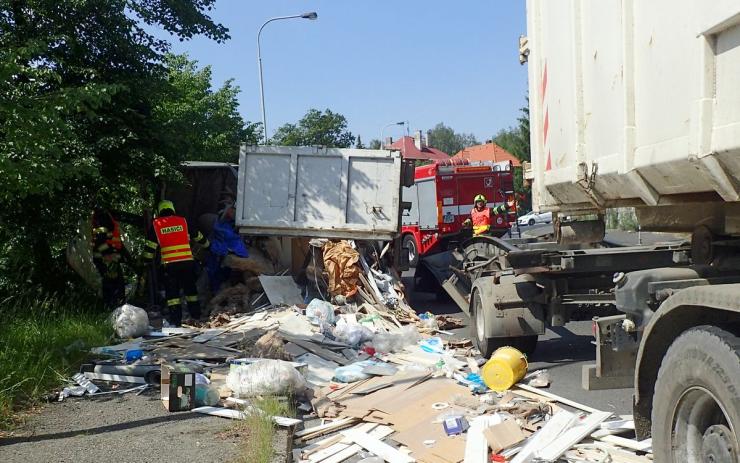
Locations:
234;396;294;463
0;292;113;430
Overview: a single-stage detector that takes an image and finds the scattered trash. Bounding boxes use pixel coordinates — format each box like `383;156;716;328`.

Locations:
481;346;528;392
111;304;149;338
372;325;420;353
525;369;551;388
226;359;307;397
305;298;337;325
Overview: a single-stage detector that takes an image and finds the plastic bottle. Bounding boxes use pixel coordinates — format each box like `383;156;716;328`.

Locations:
194;384;220;406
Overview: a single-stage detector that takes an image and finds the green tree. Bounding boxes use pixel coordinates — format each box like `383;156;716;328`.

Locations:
493;101;531;209
355;135;365;149
154;54;260;163
0;0;228;291
427;123;477;156
368;139;382;149
272;109;355;148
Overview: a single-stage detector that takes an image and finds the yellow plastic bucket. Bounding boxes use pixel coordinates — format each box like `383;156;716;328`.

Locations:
481;346;528;392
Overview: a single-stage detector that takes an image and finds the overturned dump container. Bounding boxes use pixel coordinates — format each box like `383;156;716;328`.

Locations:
235;145;404;241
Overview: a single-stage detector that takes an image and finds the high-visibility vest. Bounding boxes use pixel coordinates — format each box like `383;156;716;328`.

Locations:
153;216;193;264
108;218;123;251
471;207;491;235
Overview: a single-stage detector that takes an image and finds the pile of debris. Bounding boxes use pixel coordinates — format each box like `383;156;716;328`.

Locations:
56;238;652;462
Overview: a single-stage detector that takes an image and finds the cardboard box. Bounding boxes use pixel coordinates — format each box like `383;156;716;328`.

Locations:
483;419;527;453
161;364;195;412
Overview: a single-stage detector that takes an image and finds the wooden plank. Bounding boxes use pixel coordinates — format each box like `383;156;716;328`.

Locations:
596;435;653;452
294;417;358;439
511;411;576;463
286;338;350;366
320;426;394;463
513;384;603;414
341;428;414;463
306;423;378;462
536;411;612;461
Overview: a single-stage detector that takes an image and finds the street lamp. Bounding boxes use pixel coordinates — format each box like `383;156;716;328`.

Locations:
380;121;406;148
257;12;318;144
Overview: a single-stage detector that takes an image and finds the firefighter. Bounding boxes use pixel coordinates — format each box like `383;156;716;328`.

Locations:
92;208;129;309
143;200;209;326
463;194;514;236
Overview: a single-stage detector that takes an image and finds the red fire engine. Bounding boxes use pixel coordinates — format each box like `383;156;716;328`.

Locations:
401;159;517;266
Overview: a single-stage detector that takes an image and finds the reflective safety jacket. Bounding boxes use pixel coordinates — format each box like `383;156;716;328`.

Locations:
470;204;508;236
471;207;492;235
144;215;209;264
92;215;123;261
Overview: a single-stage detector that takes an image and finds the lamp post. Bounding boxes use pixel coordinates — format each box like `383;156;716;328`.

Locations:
257;12;318;144
380;121;406;148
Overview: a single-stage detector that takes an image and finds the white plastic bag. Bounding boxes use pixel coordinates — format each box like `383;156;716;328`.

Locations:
111;304;149;338
334;359;378;383
372;325;420;353
227;359;307;397
305;299;336;325
333;318;373;346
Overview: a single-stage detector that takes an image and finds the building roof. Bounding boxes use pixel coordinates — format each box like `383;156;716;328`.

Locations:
387;136;450;161
453;142;522;167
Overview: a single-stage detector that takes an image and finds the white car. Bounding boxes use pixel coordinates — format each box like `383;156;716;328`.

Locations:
517;210;553;226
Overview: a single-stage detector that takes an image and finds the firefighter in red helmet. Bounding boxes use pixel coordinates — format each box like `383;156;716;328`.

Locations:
143;200;209;326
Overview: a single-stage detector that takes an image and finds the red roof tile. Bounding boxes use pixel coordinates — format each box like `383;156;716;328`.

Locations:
387;136;450;161
453;142;522;167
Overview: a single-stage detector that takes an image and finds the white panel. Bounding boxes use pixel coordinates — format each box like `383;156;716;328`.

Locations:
416;179;438;230
237;146;401;240
402;184;419;226
346;157;397;228
242;153;292;224
295;155;343;223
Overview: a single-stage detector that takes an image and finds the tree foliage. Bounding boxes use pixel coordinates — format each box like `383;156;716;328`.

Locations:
272;109;355;148
427;122;478;156
355;135;365;149
154;53;260;163
368;139;382;150
0;0;234;292
493;101;531;209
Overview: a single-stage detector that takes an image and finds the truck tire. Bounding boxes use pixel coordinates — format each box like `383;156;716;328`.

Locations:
651;326;740;463
403;234;419;268
470;290;538;357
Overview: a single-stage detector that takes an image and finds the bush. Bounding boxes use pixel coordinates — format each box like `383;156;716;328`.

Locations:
0;290;113;429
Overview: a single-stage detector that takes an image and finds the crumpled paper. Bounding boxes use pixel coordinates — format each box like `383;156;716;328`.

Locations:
322;240;360;297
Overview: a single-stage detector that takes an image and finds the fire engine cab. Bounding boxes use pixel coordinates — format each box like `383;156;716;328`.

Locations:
401;159;516;266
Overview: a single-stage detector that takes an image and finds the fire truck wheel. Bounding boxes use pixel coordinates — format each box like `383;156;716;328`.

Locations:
651;326;740;463
403;235;419;267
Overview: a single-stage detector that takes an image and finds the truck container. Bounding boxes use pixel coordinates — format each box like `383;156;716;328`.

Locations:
515;1;740;460
235;145;404;241
401;159;516;266
524;0;740;237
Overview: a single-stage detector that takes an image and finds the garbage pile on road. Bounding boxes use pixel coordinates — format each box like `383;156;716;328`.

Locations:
56;238;653;462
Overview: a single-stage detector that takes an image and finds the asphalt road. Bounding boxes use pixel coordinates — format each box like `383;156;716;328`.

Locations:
404;270;635;416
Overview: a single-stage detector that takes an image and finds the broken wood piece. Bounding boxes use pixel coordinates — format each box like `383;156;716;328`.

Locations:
294;417;358;440
340;427;413;463
320;425;395;463
534;411;612;461
513;384;603;414
596;435;653;452
287;338;350;365
304;423;378;462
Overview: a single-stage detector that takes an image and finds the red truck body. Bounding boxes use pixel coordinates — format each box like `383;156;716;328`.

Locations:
401;159;516;262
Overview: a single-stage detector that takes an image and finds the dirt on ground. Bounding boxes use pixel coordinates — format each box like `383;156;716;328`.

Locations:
1;390;250;463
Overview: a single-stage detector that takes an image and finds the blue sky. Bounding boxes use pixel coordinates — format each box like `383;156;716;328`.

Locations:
157;1;528;145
